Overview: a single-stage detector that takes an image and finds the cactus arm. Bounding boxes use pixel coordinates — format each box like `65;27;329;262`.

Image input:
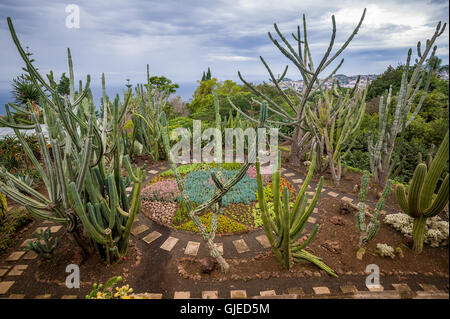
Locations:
419;132;449;212
408;163;427;217
424;174;449;217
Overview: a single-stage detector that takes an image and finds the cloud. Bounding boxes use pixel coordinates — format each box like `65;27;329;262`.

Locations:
0;0;448;106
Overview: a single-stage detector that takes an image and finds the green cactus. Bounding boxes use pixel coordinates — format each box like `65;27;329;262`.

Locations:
0;192;6;222
355;171;392;254
305;80;367;185
229;9;366;166
368;22;446;186
396;132;449;253
0;17;145;264
160;95;268;272
256;151;337;277
86;276;124;299
25;228;59;260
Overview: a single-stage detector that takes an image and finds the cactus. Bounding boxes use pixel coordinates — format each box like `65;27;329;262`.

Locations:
86;276;124;299
25;228;59;260
0;17;145;264
368;22;446;186
229;9;366;166
256;151;337;276
355;171;392;256
396;132;449;253
131;64;176;161
305;80;367;185
160;96;268;272
0;192;6;223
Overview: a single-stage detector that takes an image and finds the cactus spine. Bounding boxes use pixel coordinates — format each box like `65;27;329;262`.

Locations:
368;22;446;186
0;17;145;264
355;171;392;255
256;151;337;276
396;132;449;253
160;96;268;272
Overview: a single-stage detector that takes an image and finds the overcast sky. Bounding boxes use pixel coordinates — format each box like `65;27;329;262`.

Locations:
0;0;448;108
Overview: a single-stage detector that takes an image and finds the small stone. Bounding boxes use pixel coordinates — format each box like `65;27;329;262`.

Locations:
313;271;321;277
330;216;345;226
322;240;342;253
353;184;359;193
304;270;313;276
199;257;217;274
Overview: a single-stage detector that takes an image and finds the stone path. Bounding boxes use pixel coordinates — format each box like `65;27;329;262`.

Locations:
0;162;447;299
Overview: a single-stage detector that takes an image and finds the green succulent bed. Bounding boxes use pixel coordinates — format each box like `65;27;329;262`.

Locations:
141;163;296;234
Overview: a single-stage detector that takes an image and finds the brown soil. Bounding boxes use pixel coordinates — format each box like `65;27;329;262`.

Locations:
31;230;142;288
179;196;448;281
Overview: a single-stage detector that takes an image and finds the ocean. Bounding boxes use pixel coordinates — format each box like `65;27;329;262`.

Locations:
0;82;197;116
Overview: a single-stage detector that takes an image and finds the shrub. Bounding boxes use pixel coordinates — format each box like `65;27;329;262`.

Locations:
376;243;396;258
384;213;449;248
181;169;258;206
141;179;181;202
0;207;33;256
175;212;248;234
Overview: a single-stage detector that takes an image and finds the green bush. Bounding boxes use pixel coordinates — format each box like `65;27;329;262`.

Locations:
0;207;33;256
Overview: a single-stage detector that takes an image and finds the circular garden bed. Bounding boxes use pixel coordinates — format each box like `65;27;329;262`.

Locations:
140;163;296;235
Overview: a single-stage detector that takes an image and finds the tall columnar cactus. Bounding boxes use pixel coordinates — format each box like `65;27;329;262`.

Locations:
256;151;337;276
0;192;6;222
0;17;145;264
305;80;367;185
368;22;446;186
396;132;449;253
131;64;174;161
229;9;366;166
160;96;268;272
355;171;392;256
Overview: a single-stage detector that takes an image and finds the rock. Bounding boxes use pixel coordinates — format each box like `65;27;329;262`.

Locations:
313;271;321;277
376;192;382;200
322;240;342;253
353;184;359;193
330;216;345;226
304;270;313;276
356;250;365;260
339;201;356;215
199;257;217;274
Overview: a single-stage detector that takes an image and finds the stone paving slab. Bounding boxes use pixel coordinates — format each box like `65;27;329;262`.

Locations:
131;224;149;236
0;266;11;277
35;226;48;233
0;281;14;295
230;290;247;299
23;251;38;260
341;196;353;203
419;283;441;292
292;179;303;184
340;285;358;294
160;236;179;251
35;294;52;299
174;291;191;299
6;251;25;262
184;241;200;256
147;293;163;299
284;173;295;177
148;170;159;175
255;235;271;248
260;290;276;296
313;287;330;295
367;285;384;292
50;226;62;233
8;294;25;299
202;291;218;299
307;217;317;223
61;295;78;299
8;264;28;276
327;191;339;198
233;239;250;254
142;231;162;245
